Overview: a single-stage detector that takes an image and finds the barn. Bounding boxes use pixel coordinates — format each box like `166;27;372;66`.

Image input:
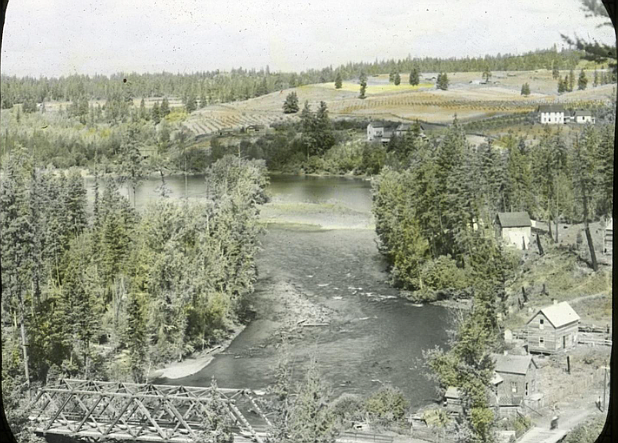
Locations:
573;110;596;125
526;301;580;354
495;212;532;250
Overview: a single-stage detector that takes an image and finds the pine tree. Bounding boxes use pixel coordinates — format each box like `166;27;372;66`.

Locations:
593;69;599;87
558;77;566;93
160;97;170;117
185;91;197;113
409;68;420;86
334;72;342;89
151;101;161;124
482;67;492;83
282;92;300;114
568;69;575;92
359;72;367;99
552;64;560;80
521;83;531;96
300;101;316;159
394;72;401;85
288;362;338;443
437;72;449;90
126;289;148;383
314;101;335;155
578;69;588;90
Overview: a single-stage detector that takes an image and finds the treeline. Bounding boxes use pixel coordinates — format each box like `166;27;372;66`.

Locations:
1;48;585;108
1;151;268;439
0;98;195;170
372;120;614;300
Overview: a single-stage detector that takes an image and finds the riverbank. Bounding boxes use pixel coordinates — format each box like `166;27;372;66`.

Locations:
148;323;247;381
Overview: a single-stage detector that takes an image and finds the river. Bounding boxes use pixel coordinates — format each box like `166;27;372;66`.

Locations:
87;174;451;410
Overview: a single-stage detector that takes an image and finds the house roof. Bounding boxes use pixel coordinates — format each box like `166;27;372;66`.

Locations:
496;212;532;228
369;121;399;130
527;301;580;328
492;354;537;376
445;387;461;398
573;110;593;117
538;104;565;113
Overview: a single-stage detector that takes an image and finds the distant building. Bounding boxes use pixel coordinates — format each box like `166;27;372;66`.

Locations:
604;218;613;255
495;212;532;250
526;301;580;354
492;353;540;411
367;121;425;144
538;105;565;124
573;110;596;125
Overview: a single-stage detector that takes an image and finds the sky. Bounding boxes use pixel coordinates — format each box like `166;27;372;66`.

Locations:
1;0;615;78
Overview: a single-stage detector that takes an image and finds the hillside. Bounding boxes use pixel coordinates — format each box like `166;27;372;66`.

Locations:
182;69;615;137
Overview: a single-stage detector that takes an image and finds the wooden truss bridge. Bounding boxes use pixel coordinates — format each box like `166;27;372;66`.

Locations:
28;379;272;442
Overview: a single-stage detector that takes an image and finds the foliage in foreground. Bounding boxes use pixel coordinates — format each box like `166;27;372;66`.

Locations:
1;151;268;419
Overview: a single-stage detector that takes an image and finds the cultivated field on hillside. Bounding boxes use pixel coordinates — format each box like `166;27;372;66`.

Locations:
181;69;614;136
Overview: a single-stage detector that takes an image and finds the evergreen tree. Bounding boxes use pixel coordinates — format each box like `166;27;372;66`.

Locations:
288;362;338;443
552;64;560;80
300;102;317;159
558;77;566;93
409;68;420;86
437;73;449;90
139;98;147;120
314;101;335;155
578;69;588;90
567;69;575;92
160;97;171;117
482;67;492;83
394;72;401;85
126;289;148;383
520;83;531;96
359;72;368;99
334;72;342;89
593;69;599;87
185;91;197;113
282;92;300;114
151;101;161;124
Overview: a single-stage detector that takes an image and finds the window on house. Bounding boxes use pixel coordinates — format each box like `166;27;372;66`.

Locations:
511;382;518;393
539;337;545;347
539;318;544;330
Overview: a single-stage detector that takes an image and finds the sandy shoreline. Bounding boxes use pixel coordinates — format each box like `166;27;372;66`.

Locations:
148;324;246;381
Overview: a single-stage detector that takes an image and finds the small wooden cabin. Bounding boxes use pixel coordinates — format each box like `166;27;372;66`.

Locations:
495;212;532;250
444;387;463;415
526;301;580;354
492;353;539;409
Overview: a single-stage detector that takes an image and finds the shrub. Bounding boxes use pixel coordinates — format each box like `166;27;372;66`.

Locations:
364;386;409;424
419;255;470;293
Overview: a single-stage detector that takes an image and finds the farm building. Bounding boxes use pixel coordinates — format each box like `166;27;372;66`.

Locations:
495;212;532;250
538;104;565;125
573;110;595;124
604;218;613;255
492;353;540;411
367;121;425;144
526;301;580;354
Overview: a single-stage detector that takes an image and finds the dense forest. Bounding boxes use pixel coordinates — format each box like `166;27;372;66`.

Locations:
1;47;587;109
372;120;614;299
1;151;268;442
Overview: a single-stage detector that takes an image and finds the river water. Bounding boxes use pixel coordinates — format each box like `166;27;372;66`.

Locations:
87;174;451;409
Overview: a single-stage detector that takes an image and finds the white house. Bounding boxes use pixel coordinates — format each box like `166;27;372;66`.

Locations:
538;105;565;125
573;110;596;124
495;212;532;250
367;121;424;144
